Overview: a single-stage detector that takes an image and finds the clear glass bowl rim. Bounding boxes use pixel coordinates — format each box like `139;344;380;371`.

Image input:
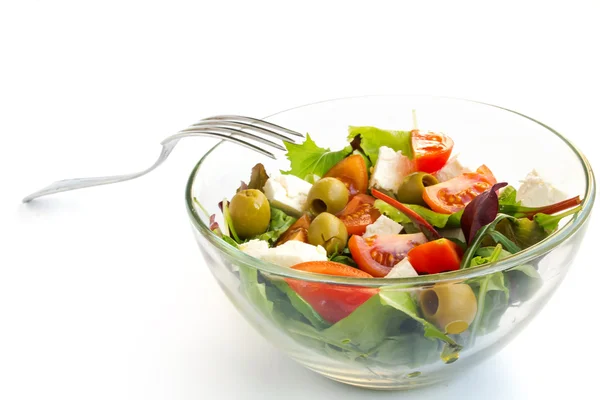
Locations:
185;95;596;288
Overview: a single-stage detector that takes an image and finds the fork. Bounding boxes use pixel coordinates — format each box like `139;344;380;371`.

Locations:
22;115;304;203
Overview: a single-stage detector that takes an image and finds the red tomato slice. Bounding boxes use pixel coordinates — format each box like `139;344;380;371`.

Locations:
324;154;368;195
412;130;454;173
336;194;381;235
422;164;497;214
407;238;463;274
348;233;428;277
286;261;377;324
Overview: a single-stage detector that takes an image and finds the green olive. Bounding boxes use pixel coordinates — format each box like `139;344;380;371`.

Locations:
396;172;439;206
307;212;348;255
419;283;477;334
306;177;349;215
229;189;271;239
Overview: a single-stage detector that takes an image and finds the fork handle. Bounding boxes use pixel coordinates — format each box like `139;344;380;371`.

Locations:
22;128;277;203
22;141;179;203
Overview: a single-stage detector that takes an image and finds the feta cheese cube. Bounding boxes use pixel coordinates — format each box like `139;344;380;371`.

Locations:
261;240;328;268
364;215;403;237
516;169;567;207
385;258;419;278
369;146;413;193
434;154;470;182
239;239;270;259
263;174;312;216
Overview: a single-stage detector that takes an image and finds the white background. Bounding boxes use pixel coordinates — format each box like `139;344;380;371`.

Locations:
1;1;599;399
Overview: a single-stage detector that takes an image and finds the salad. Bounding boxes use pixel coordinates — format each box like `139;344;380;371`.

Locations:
202;123;582;367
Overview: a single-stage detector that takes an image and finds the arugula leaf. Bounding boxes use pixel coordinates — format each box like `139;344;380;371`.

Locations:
347;126;413;164
254;207;297;243
500;195;581;219
329;254;358;268
489;217;549;249
282;134;352;179
461;182;508;245
374;200;462;229
221;235;239;248
379;291;460;348
372;189;441;240
486;230;522;254
475;246;512;259
533;205;582;234
459;214;515;269
222;199;241;243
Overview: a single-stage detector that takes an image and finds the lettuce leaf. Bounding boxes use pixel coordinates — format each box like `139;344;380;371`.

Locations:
254;207;297;243
374;200;462;228
282;134;352;178
505;264;542;304
379;291;460;348
347;126;413;164
270;280;330;330
498;185;520;206
466;245;510;339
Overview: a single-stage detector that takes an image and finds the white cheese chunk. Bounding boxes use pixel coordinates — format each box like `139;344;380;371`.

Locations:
239;239;327;268
261;241;328;268
516;169;567;207
385;258;419;278
434;154;471;182
364;215;403;237
263;174;312;216
238;239;270;259
369;146;413;193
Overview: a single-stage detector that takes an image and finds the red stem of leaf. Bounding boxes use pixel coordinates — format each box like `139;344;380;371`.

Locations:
523;196;581;219
371;189;441;241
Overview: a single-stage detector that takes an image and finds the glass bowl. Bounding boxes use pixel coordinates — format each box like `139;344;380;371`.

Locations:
185;96;595;390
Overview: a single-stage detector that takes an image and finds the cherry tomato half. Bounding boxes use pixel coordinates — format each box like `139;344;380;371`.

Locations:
407;238;463;274
336;193;381;235
348;233;428;277
286;261;376;324
324;154;368;196
422;165;497;214
412;130;454;173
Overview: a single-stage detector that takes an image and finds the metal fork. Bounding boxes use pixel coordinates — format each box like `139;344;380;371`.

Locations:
22;115;304;203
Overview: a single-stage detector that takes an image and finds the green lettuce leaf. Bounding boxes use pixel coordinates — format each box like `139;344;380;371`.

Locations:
285;295;403;357
467;245;510;339
239;265;274;316
374;200;462;229
282;134;352;178
505;264;542;304
364;333;440;368
270;280;330;330
379;291;460;349
348;126;413;164
254;207;297;243
498;185;520;207
222;199;241;243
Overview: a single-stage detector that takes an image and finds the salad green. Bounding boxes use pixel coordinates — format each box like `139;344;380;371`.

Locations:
209;122;581;368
